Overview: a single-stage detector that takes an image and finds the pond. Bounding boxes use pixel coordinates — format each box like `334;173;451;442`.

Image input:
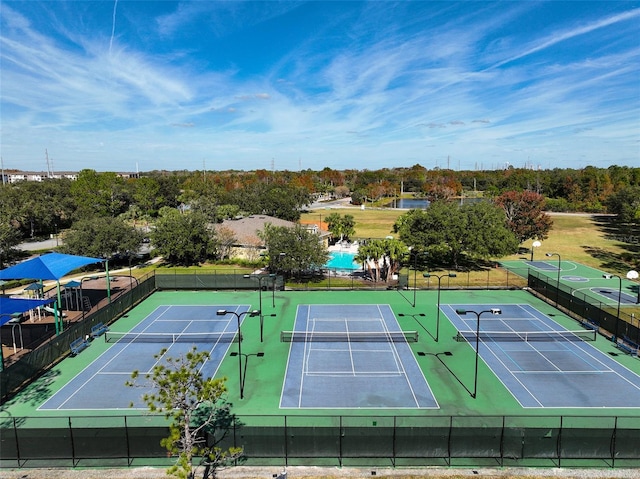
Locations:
384;197;486;208
385;198;430;209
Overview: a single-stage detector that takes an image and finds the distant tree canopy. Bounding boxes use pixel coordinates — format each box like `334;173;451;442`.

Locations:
0;165;638;248
606;186;640;224
394;201;519;269
495;190;553;243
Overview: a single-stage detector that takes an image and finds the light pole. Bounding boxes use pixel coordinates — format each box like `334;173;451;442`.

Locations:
229;351;264;400
216;309;259;399
455;308;502;399
410;250;425;308
244;274;276;342
603;273;623;341
545;252;561;306
530;240;541;262
274;252;286;308
627;270;639;304
423;273;456;342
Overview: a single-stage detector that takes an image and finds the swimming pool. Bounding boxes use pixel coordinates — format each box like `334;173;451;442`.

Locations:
325;251;360;271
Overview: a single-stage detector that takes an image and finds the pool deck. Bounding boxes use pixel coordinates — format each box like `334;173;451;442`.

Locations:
328;241;360;254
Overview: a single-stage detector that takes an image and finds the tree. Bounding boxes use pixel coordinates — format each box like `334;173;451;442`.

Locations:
394;201;518;268
152;211;215;266
325;213;356;243
214;226;237;260
606;186;640;224
495;190;553;243
127;347;242;479
355;238;408;283
0;213;21;268
61;217;143;259
259;223;329;279
71;169;130;219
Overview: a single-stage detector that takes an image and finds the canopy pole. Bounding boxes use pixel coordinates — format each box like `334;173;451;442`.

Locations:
105;261;111;303
56;283;63;334
0;314;10;371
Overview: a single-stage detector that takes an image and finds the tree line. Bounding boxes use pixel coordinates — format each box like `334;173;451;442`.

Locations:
1;165;637;270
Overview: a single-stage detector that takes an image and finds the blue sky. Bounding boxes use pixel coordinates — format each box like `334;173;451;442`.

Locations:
1;1;638;173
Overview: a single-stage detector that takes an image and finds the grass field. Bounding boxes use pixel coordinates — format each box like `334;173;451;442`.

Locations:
300;208;638;276
131;208;638;292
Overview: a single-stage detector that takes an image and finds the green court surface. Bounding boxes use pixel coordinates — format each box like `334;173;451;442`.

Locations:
501;259;640;308
4;288;640;421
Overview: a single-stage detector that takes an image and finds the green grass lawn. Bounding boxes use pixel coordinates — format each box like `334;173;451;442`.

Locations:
301;209;638;277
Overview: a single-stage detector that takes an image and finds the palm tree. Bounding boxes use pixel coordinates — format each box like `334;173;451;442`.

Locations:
367;239;386;283
354;243;375;280
383;239;409;282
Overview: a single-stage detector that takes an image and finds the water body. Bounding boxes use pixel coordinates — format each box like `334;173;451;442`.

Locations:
385;198;430;209
325;251;360;271
385;197;485;208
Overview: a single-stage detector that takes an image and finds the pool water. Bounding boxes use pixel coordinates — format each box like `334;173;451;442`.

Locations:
325;251;360;271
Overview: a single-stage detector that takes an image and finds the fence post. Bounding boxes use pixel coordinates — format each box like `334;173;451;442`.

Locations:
557;415;563;467
339;415;343;467
284;415;288;467
69;416;76;466
125;415;132;466
611;415;617;468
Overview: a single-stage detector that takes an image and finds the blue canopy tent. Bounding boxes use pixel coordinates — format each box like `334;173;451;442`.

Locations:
0;253;107;334
1;296;55;370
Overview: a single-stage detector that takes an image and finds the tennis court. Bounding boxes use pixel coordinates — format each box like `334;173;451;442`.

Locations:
443;303;640;408
280;304;437;408
40;304;249;410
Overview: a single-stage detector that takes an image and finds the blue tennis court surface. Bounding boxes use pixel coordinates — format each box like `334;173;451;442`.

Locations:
39;305;249;410
443;304;640;408
589;287;639;305
526;260;559;271
280;304;438;409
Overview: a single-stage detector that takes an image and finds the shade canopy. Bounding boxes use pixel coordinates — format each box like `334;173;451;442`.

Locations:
0;253;103;281
0;296;55;326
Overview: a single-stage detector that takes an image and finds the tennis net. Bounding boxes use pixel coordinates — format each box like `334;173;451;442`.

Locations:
280;330;419;342
105;331;239;343
454;329;597;342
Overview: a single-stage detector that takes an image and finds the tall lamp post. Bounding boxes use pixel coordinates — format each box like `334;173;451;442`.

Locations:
216;309;259;399
603;273;623;341
530;240;541;262
244;274;276;342
455;308;502;399
545;252;561;306
423;273;457;342
627;270;639;304
274;252;287;307
410;250;425;308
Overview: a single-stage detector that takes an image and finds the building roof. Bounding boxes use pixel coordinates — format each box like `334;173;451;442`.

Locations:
215;215;296;246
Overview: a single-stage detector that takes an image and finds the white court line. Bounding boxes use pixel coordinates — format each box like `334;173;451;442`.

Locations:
48;305;174;410
379;304;420;407
345;318;356;376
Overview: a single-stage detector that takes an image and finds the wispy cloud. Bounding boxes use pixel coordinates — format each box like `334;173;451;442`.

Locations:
1;2;638;171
